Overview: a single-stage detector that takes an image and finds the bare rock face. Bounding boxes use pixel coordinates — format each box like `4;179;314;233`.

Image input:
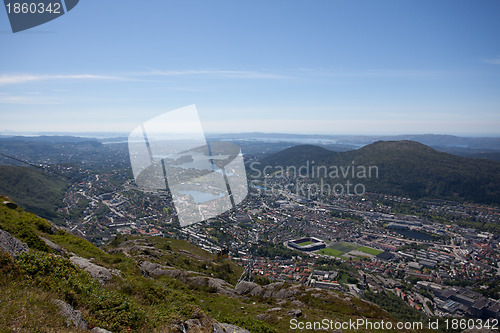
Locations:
52;299;87;330
138;259;172;277
234;281;260;295
69;255;120;285
234;280;305;300
266;307;282;313
90;328;113;333
168;308;249;333
217;323;251;333
287;309;302;318
255;313;270;321
291;300;306;308
249;285;264;296
39;236;64;253
0;228;29;257
139;262;237;297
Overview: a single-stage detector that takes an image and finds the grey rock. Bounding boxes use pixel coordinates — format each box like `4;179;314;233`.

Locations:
249;285;263;297
291;300;306;308
287;309;302;318
188;275;236;297
40;236;64;253
2;201;18;209
172;309;225;332
185;318;202;330
255;313;269;321
264;282;284;290
219;323;251;333
266;307;282;313
138;260;171;277
91;328;113;333
52;299;87;330
234;281;259;295
275;288;299;299
213;322;226;333
262;289;275;299
0;228;29;257
69;255;119;285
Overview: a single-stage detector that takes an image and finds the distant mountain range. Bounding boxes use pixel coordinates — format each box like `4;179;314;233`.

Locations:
2;132;500;160
212;133;500;161
258;140;500;204
1;135;500;206
210;132;500;148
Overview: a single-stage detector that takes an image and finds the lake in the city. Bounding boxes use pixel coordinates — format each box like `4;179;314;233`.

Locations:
178;190;226;204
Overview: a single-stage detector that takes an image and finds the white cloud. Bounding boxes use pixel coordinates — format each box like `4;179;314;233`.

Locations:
0;70;290;87
482;56;500;65
0;68;443;87
297;68;448;79
0;74;126;85
148;69;290;79
0;93;58;104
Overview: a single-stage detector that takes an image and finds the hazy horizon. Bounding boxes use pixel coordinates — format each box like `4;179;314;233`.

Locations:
1;130;500;139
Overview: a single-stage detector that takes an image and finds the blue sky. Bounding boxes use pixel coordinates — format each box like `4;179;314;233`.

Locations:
1;0;500;135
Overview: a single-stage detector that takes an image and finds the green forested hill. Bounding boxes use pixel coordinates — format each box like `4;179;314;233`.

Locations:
258;140;500;204
0;166;68;221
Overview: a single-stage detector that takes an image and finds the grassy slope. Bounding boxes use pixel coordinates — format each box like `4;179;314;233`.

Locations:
0;166;68;222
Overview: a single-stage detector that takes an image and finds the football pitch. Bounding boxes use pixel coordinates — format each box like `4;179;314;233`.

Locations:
316;242;383;259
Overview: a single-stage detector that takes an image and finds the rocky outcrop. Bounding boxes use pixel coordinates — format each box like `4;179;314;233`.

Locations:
139;260;237;297
235;281;304;300
0;228;29;257
168;308;249;333
234;281;258;295
287;309;302;318
52;299;87;330
218;323;251;333
40;236;64;253
69;255;120;285
2;201;18;209
91;328;113;333
168;269;236;297
138;259;173;277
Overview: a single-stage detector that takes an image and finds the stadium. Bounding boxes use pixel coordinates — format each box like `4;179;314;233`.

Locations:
287;237;326;252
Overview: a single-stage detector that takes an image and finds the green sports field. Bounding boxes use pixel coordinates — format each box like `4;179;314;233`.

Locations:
328;242;359;253
317;248;343;257
316;242;382;259
356;246;383;255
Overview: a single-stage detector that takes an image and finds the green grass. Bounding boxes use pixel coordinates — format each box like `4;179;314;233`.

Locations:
0;268;83;332
0;166;68;222
298;241;314;246
106;235;244;286
317;248;343;257
356;246;383;255
328;241;359;253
